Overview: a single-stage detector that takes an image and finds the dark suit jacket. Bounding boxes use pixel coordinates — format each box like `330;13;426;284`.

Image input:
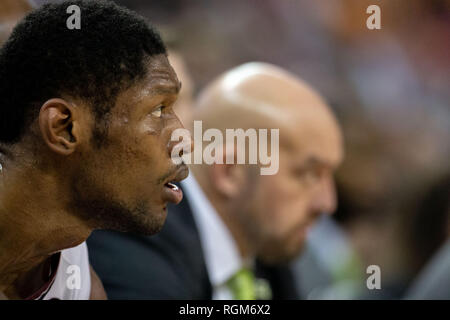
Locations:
87;190;299;299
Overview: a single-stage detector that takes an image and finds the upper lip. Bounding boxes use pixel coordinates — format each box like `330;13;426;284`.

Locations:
301;213;321;229
163;165;189;185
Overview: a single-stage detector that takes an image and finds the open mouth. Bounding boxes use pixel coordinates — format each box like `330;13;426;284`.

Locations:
162;181;183;204
164;182;179;191
161;166;189;205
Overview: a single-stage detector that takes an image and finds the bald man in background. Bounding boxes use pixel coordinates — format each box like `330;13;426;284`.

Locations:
88;62;343;299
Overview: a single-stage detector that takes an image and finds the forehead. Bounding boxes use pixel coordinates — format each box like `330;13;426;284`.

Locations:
114;54;181;109
281;106;344;169
138;54;180;94
145;54;178;81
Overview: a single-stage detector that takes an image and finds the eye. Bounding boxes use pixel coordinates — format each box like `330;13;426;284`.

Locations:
151;105;165;118
296;167;321;186
303;170;319;184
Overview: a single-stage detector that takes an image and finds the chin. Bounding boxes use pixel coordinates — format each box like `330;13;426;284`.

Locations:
134;206;168;235
260;240;306;265
103;204;168;236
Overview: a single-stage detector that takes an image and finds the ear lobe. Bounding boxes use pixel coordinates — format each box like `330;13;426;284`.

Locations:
39;98;79;155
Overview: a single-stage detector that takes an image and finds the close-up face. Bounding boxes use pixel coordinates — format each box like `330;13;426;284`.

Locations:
242;106;343;264
71;54;188;235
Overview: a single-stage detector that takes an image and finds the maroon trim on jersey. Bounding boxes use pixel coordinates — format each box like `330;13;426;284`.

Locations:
25;252;61;300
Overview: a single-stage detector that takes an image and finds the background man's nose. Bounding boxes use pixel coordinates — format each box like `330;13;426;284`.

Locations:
313;175;337;215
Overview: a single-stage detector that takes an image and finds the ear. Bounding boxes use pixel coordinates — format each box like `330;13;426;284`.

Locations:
39;98;81;155
208;148;248;198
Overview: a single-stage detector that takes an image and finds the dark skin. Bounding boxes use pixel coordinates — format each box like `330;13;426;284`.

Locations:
0;54;188;299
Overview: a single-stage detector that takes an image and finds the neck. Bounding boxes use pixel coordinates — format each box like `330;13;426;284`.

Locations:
192;166;255;260
0;164;91;293
217;207;254;261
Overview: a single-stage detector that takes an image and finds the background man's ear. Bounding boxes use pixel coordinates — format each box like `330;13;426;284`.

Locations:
208;148;248;198
39;98;80;155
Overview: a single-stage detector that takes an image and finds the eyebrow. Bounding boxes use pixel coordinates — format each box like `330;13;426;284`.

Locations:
302;156;322;168
134;77;182;105
299;156;333;170
304;155;344;171
151;82;181;95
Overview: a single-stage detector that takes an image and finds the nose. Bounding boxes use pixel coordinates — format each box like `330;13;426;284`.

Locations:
312;175;337;215
166;115;194;158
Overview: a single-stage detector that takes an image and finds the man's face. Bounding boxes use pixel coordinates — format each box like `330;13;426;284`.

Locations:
240;107;343;264
72;54;188;235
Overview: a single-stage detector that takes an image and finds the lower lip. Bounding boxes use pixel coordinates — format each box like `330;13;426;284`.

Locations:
162;183;183;204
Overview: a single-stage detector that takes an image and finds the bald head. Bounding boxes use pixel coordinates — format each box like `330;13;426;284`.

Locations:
190;62;344;263
195;62;335;127
194;62;342;165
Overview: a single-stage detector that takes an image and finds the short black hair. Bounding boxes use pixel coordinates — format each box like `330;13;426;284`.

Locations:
0;0;166;144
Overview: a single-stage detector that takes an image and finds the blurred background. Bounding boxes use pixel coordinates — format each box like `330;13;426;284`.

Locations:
4;0;450;299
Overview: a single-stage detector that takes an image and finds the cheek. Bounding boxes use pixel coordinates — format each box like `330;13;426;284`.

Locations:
92;135;164;200
140;115;161;136
90;148;148;198
257;175;311;235
139;117;178;165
